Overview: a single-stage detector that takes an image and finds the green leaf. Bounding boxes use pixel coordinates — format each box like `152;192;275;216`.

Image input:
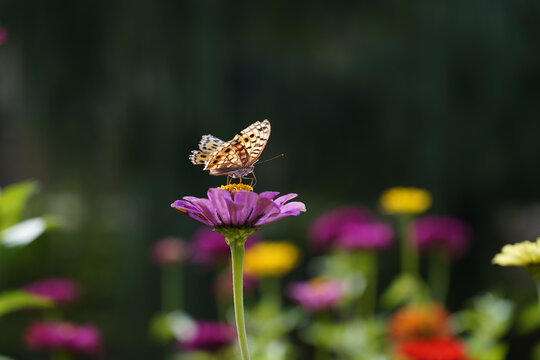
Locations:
0;216;50;247
0;181;38;230
0;355;15;360
381;273;426;308
516;301;540;334
0;290;52;317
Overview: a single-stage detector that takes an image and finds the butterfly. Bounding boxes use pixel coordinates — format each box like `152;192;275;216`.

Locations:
189;119;271;182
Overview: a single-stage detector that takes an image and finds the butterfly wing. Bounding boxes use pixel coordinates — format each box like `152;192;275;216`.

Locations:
189;150;210;165
239;119;271;165
189;135;226;166
203;142;245;173
199;135;225;153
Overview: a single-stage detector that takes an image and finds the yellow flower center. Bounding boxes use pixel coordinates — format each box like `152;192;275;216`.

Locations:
218;184;253;193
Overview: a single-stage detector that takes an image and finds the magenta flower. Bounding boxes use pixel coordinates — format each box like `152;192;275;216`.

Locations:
190;227;259;265
23;278;81;305
336;221;395;251
150;236;189;266
171;188;306;228
24;321;101;356
411;215;472;259
308;206;374;248
288;278;344;312
0;27;6;45
178;321;236;352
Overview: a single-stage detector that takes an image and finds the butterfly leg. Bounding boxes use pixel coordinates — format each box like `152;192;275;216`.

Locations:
244;173;257;187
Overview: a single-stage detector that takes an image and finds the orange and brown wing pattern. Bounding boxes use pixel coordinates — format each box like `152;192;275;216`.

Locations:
239;119;271;165
203;142;244;172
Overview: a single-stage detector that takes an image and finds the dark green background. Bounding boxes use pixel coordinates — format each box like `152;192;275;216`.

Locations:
1;0;540;358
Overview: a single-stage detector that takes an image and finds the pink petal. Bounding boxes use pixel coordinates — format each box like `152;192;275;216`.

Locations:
247;197;280;225
259;191;280;200
207;189;232;225
280;201;307;214
183;197;221;226
274;193;298;206
233;191;259;226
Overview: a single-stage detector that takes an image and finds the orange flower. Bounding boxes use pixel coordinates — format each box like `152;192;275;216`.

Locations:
389;302;450;342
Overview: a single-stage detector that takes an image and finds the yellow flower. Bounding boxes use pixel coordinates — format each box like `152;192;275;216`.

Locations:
493;238;540;267
380;187;432;215
243;242;300;277
493;238;540;279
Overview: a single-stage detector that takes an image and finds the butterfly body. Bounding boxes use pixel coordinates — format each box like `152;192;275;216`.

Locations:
189;120;271;179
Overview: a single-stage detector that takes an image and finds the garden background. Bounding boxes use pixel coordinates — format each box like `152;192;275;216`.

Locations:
1;0;540;359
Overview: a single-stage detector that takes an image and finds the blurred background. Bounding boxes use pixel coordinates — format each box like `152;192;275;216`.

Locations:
1;0;540;358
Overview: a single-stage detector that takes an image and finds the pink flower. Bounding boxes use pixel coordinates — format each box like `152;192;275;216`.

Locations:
171;189;306;228
150;236;189;266
23;278;81;305
287;278;344;311
308;206;374;249
24;321;101;356
336;221;395;251
411;216;472;259
178;321;236;352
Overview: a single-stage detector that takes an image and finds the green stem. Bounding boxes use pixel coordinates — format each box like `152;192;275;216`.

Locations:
428;249;450;303
50;351;72;360
398;215;418;276
314;345;330;360
161;265;183;312
536;280;540;323
261;276;281;311
314;313;330;360
354;252;377;317
365;252;378;317
230;241;250;360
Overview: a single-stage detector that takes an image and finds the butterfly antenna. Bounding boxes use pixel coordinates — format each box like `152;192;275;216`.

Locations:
257;153;285;165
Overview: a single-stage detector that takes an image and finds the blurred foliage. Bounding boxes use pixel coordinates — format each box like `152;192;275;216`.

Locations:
301;319;388;360
0;290;52;317
381;274;428;309
1;0;540;358
0;181;37;230
455;293;514;360
516;301;540;335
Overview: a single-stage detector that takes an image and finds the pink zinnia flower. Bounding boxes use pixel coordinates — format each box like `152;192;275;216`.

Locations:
178;321;236;352
23;278;81;305
308;206;374;249
336;221;395;251
150;236;189;266
411;216;472;259
171;188;306;228
287;278;344;311
24;321;101;356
